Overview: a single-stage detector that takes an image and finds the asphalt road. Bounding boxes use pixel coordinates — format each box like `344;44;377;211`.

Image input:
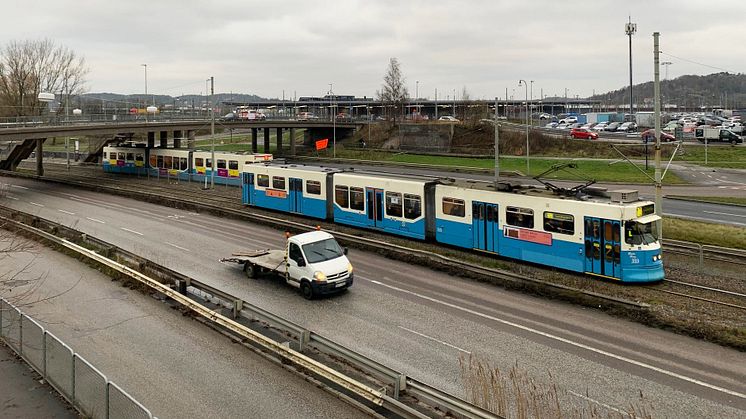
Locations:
297;160;746;226
0;229;365;418
1;177;745;418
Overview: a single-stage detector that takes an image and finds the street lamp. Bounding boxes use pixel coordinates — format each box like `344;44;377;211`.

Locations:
329;83;336;158
519;80;530;176
415;80;419;119
529;80;534;126
141;64;147;121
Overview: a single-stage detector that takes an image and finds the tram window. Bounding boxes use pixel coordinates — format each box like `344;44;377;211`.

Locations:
257;174;269;187
350;187;365;211
605;244;613;262
404;194;421;220
543;212;574;235
126;152;134;161
624;221;658;245
486;205;495;222
195;158;204;167
136;154;144;163
206;158;212;168
180;157;188;170
217;159;227;169
229;160;239;170
613;244;621;263
442;197;465;217
385;192;403;217
335;185;349;208
613;226;621;243
118;152;125;160
604;222;613;241
157;155;164;168
593;220;600;239
585;219;592;236
150;155;157;168
306;180;321;195
272;176;286;189
164;155;172;169
506;206;534;228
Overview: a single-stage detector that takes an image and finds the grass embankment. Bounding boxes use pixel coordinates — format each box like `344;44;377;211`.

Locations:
676;145;746;169
668;195;746;206
663;217;746;249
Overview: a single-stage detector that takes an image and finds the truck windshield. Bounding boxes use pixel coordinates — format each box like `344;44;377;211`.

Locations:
302;239;344;263
625;221;659;245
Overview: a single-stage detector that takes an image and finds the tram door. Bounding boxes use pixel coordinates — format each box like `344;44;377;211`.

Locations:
365;188;384;228
584;217;621;278
242;173;254;205
472;201;499;252
289;178;303;213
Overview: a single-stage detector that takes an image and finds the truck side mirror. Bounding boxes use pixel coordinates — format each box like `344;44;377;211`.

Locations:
343;247;348;255
297;258;306;267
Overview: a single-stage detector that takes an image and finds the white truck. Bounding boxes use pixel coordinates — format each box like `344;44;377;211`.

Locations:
695;127;743;145
220;231;353;299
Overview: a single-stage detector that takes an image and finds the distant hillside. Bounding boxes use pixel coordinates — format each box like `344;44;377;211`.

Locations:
591;72;746;109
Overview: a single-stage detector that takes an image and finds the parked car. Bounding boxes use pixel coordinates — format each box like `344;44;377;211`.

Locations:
219;112;236;121
618;122;637;132
592;122;608;131
438;115;459;122
558;116;578;124
570;128;599;140
544;122;558;129
662;121;679;132
556;123;569;130
539;113;553;120
641;129;675;142
604;122;621;132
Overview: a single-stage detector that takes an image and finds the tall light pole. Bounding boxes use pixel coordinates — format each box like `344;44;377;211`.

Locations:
519;79;530;176
625;17;637;119
329;83;336;158
209;77;215;189
415;80;419;118
141;64;147;121
529;80;534;126
653;32;663;240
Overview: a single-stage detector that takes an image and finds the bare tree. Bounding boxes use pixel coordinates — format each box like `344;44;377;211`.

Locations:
0;39;88;118
377;58;408;124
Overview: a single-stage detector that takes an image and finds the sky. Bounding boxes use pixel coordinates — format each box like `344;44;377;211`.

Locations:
3;1;744;100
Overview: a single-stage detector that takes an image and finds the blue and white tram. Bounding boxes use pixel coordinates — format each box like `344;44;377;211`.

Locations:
148;148;191;179
331;172;436;240
242;163;339;219
434;181;663;282
102;146;147;175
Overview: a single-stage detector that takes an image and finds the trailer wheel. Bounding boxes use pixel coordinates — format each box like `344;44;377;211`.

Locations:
300;281;314;300
244;263;258;279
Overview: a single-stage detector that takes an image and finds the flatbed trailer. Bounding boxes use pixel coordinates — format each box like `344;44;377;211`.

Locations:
220;249;287;279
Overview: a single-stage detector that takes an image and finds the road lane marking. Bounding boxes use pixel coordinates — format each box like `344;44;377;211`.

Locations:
6;196;18;200
165;242;190;252
29;202;44;207
11;185;28;189
121;227;144;236
704;210;746;218
397;325;471;354
363;277;746;400
568;390;625;415
58;209;76;215
86;217;105;224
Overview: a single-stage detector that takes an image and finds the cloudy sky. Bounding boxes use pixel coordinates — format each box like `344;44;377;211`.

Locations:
3;1;743;100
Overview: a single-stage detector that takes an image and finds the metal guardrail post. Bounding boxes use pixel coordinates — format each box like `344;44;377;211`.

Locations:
699;244;704;273
232;300;243;319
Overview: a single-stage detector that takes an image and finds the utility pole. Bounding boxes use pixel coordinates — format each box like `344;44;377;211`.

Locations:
494;97;500;185
434;88;438;120
519;80;530;176
653;32;662;240
625;17;637;118
210;76;215;189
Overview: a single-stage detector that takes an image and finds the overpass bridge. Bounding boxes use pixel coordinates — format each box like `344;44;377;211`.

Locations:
0;119;362;175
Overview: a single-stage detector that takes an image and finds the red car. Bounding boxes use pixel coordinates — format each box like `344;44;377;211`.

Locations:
641;129;675;142
570;128;599;140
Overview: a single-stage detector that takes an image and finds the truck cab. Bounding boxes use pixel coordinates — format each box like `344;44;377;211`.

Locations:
285;231;353;299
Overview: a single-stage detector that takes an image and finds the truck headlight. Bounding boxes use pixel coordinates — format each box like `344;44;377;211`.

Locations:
347;263;353;274
313;271;326;282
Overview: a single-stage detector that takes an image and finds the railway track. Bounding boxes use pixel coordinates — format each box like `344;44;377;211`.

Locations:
4;162;745;313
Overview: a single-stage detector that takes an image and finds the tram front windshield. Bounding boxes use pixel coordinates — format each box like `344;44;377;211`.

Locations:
625;220;659;245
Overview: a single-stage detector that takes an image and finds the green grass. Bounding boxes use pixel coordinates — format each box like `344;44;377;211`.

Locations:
667;195;746;206
330;149;686;184
675;144;746;168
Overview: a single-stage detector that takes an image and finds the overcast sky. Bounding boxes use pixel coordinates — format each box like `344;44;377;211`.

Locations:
3;1;743;100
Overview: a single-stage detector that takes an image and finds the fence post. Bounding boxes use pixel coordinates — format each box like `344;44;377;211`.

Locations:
699;244;704;272
19;309;23;355
42;331;47;377
105;380;111;419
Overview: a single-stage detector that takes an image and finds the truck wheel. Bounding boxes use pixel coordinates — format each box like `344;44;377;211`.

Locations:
732;139;737;146
300;281;314;300
244;263;258;279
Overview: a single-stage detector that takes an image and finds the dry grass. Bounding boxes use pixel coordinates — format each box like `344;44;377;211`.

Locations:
663;217;746;250
459;354;653;419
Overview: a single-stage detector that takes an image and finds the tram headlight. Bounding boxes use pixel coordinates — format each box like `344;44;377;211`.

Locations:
652;253;662;262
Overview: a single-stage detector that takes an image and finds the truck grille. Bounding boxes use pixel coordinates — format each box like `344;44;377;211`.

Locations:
326;270;348;281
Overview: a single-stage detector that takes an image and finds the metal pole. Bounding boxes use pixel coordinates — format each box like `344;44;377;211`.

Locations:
494;97;499;185
653;32;662;240
141;64;147;122
434;88;438;120
519;80;529;175
210;76;215;189
529;80;534;127
626;18;636;119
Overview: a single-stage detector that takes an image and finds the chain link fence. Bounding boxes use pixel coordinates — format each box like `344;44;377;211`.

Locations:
0;297;155;419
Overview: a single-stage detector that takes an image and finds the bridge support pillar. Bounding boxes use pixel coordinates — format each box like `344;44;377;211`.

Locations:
263;128;270;153
36;138;44;176
290;128;296;155
173;130;182;148
276;128;283;155
147;132;155;148
187;130;195;149
159;131;168;148
251;128;258;153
